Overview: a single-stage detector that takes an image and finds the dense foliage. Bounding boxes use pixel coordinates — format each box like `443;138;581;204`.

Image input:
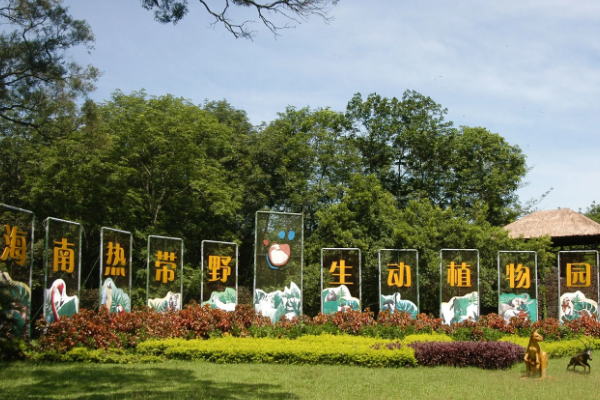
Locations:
408;341;524;369
35;306;600;355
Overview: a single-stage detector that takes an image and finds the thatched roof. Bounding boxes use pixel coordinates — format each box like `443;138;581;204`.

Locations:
504;208;600;240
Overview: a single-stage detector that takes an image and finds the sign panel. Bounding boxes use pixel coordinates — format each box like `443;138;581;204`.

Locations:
43;217;81;323
379;249;418;318
498;251;538;323
321;248;361;314
558;251;599;323
201;240;238;311
254;211;303;322
146;235;183;312
99;227;132;313
440;249;479;324
0;204;34;335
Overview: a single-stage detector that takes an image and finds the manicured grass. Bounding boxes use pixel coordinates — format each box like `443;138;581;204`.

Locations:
1;358;599;399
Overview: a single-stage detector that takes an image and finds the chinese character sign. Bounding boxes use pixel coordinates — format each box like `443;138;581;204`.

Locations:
100;228;132;313
498;251;537;323
321;248;361;315
379;250;419;318
558;251;599;323
254;212;303;322
43;218;81;323
0;204;33;336
201;240;237;311
440;249;479;325
147;236;183;312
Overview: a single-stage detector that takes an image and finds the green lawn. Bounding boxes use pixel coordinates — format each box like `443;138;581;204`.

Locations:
1;358;599;400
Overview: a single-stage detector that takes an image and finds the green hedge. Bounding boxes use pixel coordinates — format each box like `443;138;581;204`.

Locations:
30;347;165;363
403;333;453;344
137;335;418;367
499;336;600;358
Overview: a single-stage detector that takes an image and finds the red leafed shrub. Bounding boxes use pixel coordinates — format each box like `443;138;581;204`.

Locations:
328;308;377;334
409;341;525;369
35;305;600;354
36;303;268;352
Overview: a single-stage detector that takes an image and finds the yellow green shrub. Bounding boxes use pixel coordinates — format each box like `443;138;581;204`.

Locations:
499;336;600;358
137;334;417;367
403;333;453;345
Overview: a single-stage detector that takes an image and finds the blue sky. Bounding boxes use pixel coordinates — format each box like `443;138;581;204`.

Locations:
63;0;600;215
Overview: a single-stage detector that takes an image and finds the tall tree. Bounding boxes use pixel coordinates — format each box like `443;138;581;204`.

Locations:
346;91;454;208
346;91;527;225
246;106;359;231
140;0;338;38
445;126;527;225
0;0;99;136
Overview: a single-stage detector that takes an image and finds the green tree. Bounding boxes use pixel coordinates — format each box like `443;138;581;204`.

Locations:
141;0;338;38
0;0;99;135
246;106;359;232
346;91;527;225
346;91;454;208
305;174;399;314
17;91;247;305
445;126;527;225
585;201;600;224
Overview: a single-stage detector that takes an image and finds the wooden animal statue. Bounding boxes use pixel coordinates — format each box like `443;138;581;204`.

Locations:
566;337;593;373
523;329;549;379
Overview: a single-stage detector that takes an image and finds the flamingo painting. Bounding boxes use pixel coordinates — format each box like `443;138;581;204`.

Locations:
44;279;79;323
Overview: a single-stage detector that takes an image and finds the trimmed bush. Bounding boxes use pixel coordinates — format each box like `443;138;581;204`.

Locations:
30;347;165;363
403;333;453;344
408;341;525;369
137;335;417;367
499;336;600;358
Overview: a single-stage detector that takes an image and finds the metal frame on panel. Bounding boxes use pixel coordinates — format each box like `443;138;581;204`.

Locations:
146;235;184;306
43;217;83;297
439;248;480;320
497;250;538;317
201;240;239;304
99;227;133;309
557;250;600;320
0;203;35;334
254;211;304;314
320;247;362;314
378;249;419;313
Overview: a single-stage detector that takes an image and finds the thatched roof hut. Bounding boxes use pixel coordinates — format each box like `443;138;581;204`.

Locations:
504;208;600;246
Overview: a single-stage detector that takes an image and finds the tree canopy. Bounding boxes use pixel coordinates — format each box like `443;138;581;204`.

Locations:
0;0;99;135
140;0;339;38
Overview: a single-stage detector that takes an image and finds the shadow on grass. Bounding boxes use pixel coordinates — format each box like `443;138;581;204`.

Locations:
2;363;299;399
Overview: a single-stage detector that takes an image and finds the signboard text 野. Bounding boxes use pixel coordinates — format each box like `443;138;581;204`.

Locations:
208;255;231;282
